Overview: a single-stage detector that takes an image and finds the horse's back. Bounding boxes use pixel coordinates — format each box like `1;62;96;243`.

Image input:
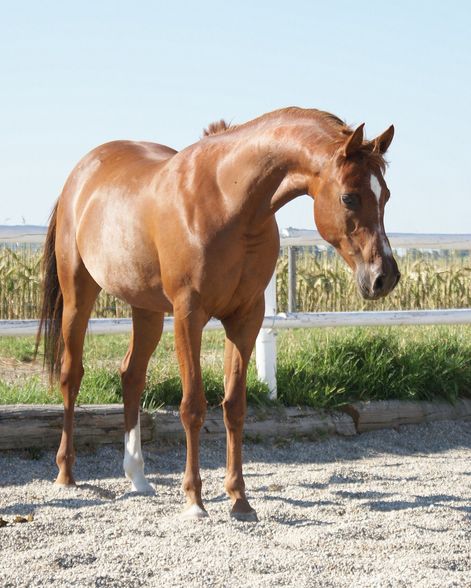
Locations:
60;139;177;213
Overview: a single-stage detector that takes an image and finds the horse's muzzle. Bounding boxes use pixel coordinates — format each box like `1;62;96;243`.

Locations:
356;260;401;300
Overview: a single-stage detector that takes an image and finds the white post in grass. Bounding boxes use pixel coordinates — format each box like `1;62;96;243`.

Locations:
256;272;277;399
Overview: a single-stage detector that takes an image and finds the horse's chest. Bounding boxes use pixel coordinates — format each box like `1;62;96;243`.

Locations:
205;236;279;317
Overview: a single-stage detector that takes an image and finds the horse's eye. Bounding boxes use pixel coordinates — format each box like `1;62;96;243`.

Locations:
341;193;360;209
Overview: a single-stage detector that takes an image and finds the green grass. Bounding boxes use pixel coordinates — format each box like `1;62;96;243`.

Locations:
1;325;470;408
276;326;471;408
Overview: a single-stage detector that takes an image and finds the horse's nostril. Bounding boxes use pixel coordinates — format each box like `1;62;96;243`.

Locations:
372;274;385;294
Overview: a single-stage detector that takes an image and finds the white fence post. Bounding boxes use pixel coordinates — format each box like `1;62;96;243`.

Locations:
256;272;277;399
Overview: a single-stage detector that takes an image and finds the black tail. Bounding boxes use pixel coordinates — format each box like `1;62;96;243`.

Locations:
35;202;63;384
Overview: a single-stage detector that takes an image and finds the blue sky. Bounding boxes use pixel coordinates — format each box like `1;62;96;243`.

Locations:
1;1;470;233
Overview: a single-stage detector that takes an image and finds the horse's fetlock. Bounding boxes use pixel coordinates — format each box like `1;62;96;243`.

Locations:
56;448;75;467
225;474;245;496
182;475;202;494
123;453;144;475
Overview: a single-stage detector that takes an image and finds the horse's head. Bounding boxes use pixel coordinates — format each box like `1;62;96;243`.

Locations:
313;124;400;300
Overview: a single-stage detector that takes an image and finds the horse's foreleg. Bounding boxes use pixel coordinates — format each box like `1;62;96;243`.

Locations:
174;297;208;519
121;308;164;493
222;297;264;521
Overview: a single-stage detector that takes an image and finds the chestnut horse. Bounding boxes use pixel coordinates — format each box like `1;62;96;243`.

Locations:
38;107;399;520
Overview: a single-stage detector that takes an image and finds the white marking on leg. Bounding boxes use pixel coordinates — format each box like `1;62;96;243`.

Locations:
123;413;154;493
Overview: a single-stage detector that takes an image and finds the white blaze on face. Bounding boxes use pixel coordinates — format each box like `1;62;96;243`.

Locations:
370;172;393;258
370;173;382;205
123;413;154;493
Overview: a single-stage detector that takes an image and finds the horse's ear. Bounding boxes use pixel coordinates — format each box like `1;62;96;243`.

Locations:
372;124;394;154
342;124;365;158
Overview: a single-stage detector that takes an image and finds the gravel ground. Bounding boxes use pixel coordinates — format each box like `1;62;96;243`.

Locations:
1;420;470;587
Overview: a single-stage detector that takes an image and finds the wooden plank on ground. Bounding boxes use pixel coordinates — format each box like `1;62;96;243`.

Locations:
152;406;356;440
342;399;471;433
0;405;153;450
6;399;471;450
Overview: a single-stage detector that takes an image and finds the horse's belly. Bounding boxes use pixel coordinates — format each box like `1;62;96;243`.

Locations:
76;208;172;312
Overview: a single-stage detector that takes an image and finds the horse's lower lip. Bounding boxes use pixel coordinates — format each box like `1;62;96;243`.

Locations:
363;292;383;301
358;283;385;301
360;291;377;301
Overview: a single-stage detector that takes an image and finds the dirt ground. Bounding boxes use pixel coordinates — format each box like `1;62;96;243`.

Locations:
1;420;470;587
0;356;44;384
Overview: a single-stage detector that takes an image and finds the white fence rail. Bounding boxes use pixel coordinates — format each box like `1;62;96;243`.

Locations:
3;309;471;338
1;227;471;398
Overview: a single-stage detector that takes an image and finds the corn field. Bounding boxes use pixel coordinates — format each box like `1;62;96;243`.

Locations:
0;245;130;320
277;248;471;312
0;244;470;319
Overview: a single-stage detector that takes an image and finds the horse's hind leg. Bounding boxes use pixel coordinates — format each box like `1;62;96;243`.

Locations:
221;296;265;521
121;307;164;493
56;261;100;486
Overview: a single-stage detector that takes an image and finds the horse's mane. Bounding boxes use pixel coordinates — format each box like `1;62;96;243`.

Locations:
202;107;387;170
203;107;347;135
202;119;232;136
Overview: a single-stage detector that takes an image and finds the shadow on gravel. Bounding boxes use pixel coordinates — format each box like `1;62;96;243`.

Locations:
334;490;393;500
270;517;333;527
366;493;471;513
263;495;329;509
0;496;109;516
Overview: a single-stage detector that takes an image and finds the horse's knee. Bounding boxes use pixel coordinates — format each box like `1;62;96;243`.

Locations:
180;396;206;430
222;396;246;431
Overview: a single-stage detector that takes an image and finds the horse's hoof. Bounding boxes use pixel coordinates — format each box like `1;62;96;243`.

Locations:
230;508;258;522
180;504;209;521
130;481;156;495
54;477;76;487
229;498;258;522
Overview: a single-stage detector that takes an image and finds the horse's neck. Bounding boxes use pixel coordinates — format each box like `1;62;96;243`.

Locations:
215;121;332;223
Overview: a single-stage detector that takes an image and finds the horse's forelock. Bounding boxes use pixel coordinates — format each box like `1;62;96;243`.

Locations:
335;133;388;173
361;147;388;173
